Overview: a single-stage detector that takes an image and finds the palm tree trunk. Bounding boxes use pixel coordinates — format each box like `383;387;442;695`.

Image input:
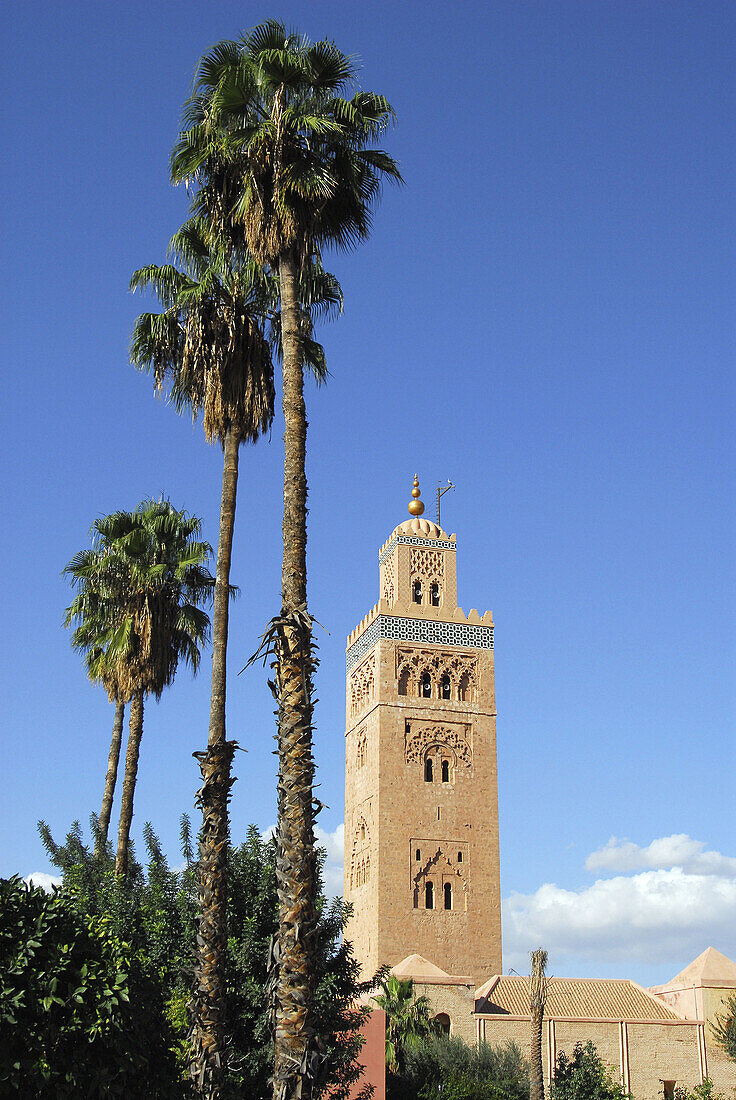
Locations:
115;689;144;877
96;700;125;859
529;948;548;1100
189;427;240;1098
273;247;318;1100
188;740;237;1100
208;427;240;749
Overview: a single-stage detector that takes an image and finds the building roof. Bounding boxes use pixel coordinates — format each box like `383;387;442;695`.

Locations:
664;947;736;988
475;976;682;1021
388;517;450;541
391;954;474;986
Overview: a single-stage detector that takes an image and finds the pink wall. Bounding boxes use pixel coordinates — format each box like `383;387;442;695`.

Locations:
348;1008;386;1100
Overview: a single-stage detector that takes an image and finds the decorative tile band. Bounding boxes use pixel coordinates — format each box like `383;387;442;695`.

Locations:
346;615;493;670
379;535;457;565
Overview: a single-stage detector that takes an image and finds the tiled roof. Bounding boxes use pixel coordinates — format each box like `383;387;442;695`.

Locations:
475;976;682;1021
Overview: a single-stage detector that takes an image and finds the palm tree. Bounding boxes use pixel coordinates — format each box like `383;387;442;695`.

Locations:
529;948;549;1100
63;577;130;859
171;25;401;1096
374;976;436;1078
64;501;214;877
132;219;278;1095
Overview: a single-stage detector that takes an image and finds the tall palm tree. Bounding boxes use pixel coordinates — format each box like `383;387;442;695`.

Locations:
65;502;214;877
171;25;401;1097
131;216;340;1097
63;577;130;859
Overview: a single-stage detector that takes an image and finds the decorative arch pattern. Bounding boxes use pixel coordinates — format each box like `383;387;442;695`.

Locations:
381;554;396;606
412;846;467;911
350;654;375;716
396;648;477;702
356;726;367;768
349;814;372;889
405;723;472;769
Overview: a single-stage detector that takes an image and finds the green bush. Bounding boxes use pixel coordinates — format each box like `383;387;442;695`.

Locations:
0;875;178;1098
551;1041;629;1100
37;817;372;1099
399;1033;529;1100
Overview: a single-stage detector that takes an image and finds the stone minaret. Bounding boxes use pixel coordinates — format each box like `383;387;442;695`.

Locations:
344;478;502;985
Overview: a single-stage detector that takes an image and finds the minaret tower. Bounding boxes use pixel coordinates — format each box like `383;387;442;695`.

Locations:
344;479;502;986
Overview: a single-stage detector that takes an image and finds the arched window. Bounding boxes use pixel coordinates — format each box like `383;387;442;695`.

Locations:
421;673;432;698
424;757;433;782
398;668;410;696
430;582;440;606
441;759;450;783
425;881;434;910
457;850;463;863
412;580;422;604
444;882;452;910
434;1013;451;1035
360;824;366;841
416;848;421;861
458;671;472;702
440;674;451;700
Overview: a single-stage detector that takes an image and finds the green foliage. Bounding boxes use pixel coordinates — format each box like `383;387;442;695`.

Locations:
551;1041;629;1100
38;819;372;1099
374;974;438;1075
0;875;178;1097
711;991;736;1062
674;1080;725;1100
398;1034;530;1100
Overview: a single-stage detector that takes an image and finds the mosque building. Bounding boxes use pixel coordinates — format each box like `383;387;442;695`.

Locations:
343;480;736;1099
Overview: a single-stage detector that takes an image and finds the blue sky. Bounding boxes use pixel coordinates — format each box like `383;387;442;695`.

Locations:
2;1;734;986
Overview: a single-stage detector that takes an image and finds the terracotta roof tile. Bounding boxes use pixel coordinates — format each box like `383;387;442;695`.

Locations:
475;976;681;1021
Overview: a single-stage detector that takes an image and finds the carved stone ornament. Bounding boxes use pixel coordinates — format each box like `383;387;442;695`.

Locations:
405;723;472;767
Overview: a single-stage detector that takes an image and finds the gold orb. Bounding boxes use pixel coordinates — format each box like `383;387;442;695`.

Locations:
408;474;424;515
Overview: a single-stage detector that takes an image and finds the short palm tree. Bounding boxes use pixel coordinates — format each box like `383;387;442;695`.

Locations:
63;577;130;859
65;501;214;877
374;975;436;1077
172;25;401;1097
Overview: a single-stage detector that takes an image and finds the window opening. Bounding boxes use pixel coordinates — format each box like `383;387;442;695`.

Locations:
425;881;434;909
441;760;450;783
412;580;422;604
424;758;433;783
430;582;440;606
398;669;410;696
444;883;452;910
440;674;451;700
421;673;432;698
434;1013;451;1035
457;851;463;863
416;848;421;861
437;806;441;820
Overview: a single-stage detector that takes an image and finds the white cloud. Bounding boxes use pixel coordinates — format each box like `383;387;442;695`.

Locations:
25;872;62;892
261;823;345;900
315;823;344;899
504;835;736;975
585;834;736;877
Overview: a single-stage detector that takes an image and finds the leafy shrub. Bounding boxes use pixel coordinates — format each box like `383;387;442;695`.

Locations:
37;817;372;1099
551;1041;629;1100
0;875;178;1098
399;1033;529;1100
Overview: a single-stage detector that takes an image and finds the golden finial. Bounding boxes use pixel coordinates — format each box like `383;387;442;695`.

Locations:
408;474;425;516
